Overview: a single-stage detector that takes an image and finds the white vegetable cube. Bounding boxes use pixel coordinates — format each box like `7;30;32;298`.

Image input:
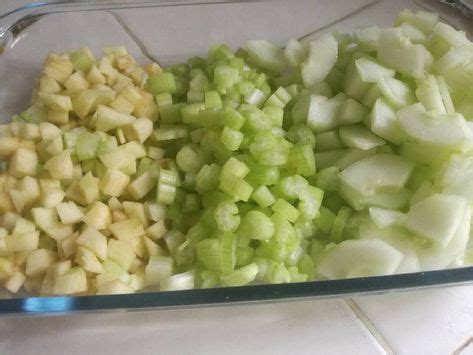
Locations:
146;220;167;241
109;218;145;241
145;256;173;286
53;267;88;295
9;148;37;178
47;110;69;125
64;71;90;91
160;271;195;291
99;169;130;197
56;202;84;224
96;280;134;295
83;201;111;230
405;193;468;247
43;150;73;180
39;122;61;140
107;239;135;271
5;271;26;293
75;246;103;274
301;34;338;87
76;227;107;260
25;249;57;277
317;239;403;279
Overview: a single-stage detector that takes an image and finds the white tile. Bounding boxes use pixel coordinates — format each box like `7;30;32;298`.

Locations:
0;299;384;355
353;285;473;355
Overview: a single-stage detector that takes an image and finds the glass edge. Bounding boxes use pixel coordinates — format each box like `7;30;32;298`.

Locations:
0;266;472;316
0;0;471;315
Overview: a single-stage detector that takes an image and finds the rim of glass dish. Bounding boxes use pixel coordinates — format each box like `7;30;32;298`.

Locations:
0;0;472;316
0;267;471;315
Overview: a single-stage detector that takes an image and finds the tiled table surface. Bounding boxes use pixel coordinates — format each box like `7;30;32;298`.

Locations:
1;1;473;354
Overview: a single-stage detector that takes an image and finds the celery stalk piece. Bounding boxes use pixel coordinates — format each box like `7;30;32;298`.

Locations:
355;57;395;83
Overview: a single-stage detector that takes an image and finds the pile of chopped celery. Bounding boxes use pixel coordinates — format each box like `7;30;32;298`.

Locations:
0;9;473;296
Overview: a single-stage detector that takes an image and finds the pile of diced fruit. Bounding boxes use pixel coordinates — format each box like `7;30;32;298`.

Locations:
0;9;473;296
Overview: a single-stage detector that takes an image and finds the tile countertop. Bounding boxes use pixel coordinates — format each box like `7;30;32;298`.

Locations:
0;1;473;354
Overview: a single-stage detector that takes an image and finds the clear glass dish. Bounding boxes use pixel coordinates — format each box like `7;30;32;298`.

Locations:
0;0;472;316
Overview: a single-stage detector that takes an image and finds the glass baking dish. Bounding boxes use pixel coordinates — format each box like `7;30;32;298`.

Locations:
0;0;472;316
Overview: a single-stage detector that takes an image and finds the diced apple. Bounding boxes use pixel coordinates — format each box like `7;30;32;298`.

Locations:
86;64;107;84
96;279;134;295
76;227;107;260
59;233;78;259
39;122;61;141
112;210;128;223
110;94;135;115
107;196;122;211
32;207;58;231
0;137;19;158
121;201;147;225
146;220;167;241
78;172;99;204
64;71;90;91
109;218;145;241
48;110;69;125
145;256;173;286
39;93;73;111
5;231;39;252
122;117;153;143
75;246;103;273
145;202;167;222
43;53;74;83
94;105;135;132
9;148;38;178
39;75;61;94
12;218;36;235
25;249;57;277
56;201;84;224
53;267;88;295
107;239;135;271
83;201;111;230
143;235;165;257
0;257;14;280
44;150;73;180
126;171;156;201
47;223;74;241
99;169;130;197
5;271;26;293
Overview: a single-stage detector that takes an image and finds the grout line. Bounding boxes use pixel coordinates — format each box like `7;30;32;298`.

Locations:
107;10;162;66
452;336;473;355
297;0;382;41
345;298;395;355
